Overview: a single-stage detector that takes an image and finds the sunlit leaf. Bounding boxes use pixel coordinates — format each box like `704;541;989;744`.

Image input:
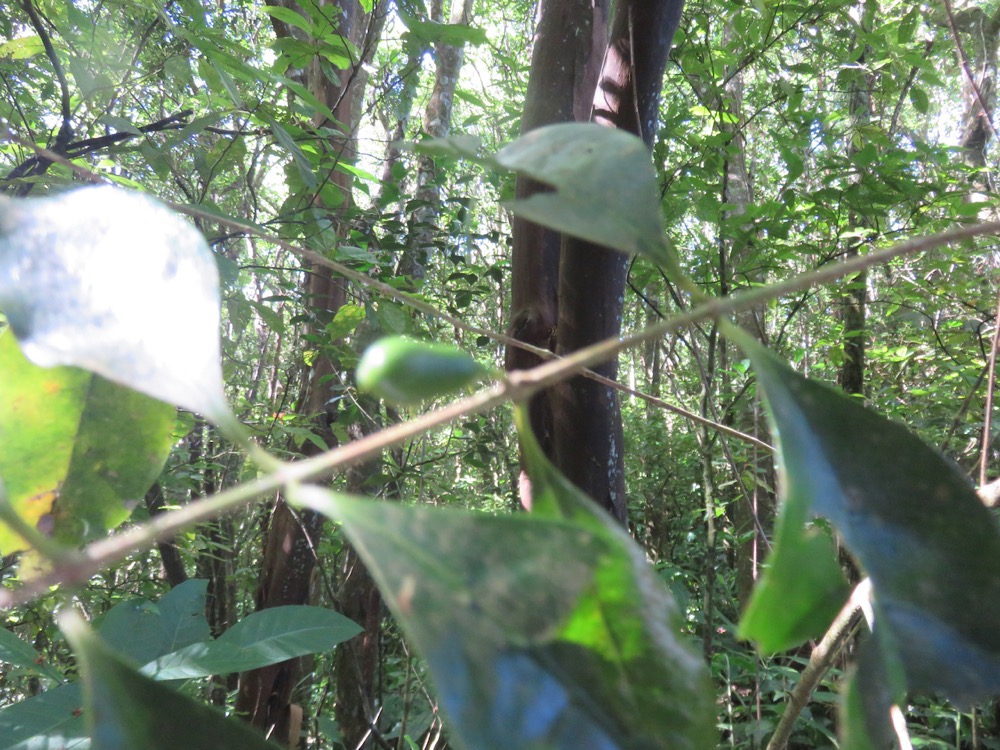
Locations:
0;34;45;60
261;5;312;35
0;187;230;424
0;331;174;554
495;123;677;270
325;304;366;340
739;515;847;651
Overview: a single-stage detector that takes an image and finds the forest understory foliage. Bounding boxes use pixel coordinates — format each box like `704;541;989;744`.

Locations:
3;1;1000;750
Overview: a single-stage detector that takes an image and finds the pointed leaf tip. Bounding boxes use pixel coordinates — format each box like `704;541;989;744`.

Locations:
495;123;678;271
728;324;1000;706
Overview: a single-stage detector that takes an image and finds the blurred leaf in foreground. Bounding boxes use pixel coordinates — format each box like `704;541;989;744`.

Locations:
730;324;1000;712
292;405;713;750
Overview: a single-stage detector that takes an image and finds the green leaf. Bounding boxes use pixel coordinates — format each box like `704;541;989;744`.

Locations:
0;682;86;750
292;452;713;750
98;115;142;136
411;134;484;160
269;119;318;189
495;123;677;270
143;606;361;680
0;331;175;553
728;324;1000;707
208;60;243;108
261;5;311;35
0;187;231;424
153;580;213;653
325;304;366;340
0;580;206;748
96;580;210;665
218;604;360;652
61;611;281;750
271;36;322;68
0;35;45;60
841;634;907;750
739;520;847;652
271;75;339;125
399;12;487;46
908;86;929;115
97;601;170;666
247;299;286;333
0;625;63;683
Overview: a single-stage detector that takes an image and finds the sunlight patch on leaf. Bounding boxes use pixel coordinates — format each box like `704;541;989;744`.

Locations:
0;186;230;424
0;331;174;554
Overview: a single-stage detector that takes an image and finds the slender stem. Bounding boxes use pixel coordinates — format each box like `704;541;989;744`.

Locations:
979;288;1000;487
4;127;1000;609
765;579;872;750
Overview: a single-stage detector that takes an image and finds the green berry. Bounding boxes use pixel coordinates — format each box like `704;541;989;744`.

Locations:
356;336;489;405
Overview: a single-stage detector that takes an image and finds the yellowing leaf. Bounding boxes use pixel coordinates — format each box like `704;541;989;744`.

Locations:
0;331;174;554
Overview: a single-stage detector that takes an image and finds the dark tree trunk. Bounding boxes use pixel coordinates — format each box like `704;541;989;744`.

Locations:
552;1;684;522
505;0;609;511
144;482;188;587
508;0;685;518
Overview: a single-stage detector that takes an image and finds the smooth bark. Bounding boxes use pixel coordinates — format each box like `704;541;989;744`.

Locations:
506;0;609;511
553;1;684;521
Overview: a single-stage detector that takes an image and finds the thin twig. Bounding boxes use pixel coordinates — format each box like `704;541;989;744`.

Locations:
765;579;872;750
21;0;71;142
3;217;999;609
587;368;773;453
979;288;1000;486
